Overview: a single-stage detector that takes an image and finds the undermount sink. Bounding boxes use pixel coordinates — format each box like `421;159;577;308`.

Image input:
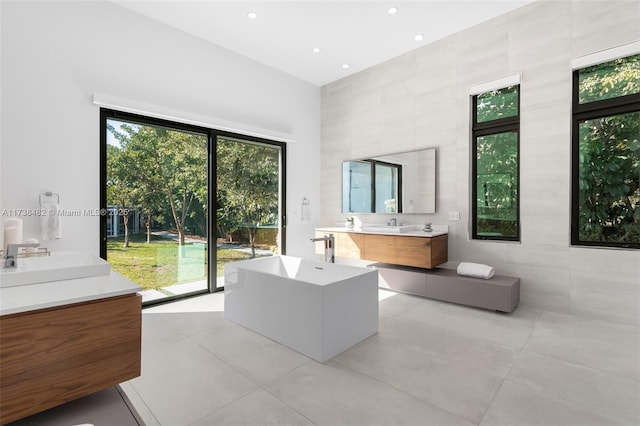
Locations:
362;225;416;233
0;251;111;288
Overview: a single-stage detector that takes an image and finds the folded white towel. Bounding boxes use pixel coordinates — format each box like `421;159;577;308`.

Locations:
457;262;495;279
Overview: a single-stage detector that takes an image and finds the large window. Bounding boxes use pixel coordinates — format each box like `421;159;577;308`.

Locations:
571;54;640;249
471;85;520;241
100;109;286;304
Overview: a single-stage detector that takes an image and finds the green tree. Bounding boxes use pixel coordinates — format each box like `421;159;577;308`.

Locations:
106;143;135;248
108;122;207;248
216;138;279;257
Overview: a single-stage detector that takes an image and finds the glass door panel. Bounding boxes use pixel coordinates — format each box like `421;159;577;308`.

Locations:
215;136;284;289
104;116;209;304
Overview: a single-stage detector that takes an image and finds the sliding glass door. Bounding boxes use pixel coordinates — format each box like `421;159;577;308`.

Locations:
101;110;210;304
215;135;286;289
101;109;286;303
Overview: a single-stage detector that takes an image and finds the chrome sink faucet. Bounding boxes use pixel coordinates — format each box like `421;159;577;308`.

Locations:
310;234;335;263
389;218;397;226
3;243;40;268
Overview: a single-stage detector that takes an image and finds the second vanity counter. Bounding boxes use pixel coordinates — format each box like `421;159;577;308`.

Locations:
0;271;141;315
0;253;142;424
315;226;448;269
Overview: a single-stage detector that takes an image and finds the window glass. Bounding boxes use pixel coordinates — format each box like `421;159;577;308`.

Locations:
576;112;640;244
475;131;519;238
578;54;640;104
476;85;519;123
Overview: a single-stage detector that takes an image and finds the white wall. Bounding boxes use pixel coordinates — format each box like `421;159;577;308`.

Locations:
0;1;321;258
321;0;640;325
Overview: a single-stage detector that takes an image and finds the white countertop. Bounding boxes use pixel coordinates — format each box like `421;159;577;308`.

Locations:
316;226;448;238
1;271;141;316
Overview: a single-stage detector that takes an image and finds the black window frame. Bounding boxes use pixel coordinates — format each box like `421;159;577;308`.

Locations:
471;85;521;242
100;108;287;305
571;58;640;249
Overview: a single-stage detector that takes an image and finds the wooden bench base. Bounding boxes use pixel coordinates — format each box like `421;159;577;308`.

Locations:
374;264;519;313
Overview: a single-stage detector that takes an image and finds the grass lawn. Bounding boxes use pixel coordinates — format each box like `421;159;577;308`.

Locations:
107;233;265;291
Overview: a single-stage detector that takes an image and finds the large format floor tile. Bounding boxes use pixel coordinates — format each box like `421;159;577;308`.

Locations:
373;316;519;377
129;337;257;425
397;298;542;348
190;388;315;426
480;380;629;426
264;360;473;426
378;289;423;321
334;334;504;424
192;321;311;385
524;311;640;380
507;351;640;424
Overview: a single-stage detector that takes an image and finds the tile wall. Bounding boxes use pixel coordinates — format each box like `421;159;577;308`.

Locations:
320;0;640;325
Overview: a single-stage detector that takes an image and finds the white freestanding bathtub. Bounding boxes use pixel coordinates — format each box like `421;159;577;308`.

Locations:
224;255;378;362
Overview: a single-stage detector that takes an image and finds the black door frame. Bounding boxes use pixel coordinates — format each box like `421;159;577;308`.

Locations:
100;108;287;304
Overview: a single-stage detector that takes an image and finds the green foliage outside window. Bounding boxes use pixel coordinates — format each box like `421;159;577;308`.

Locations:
476;85;519;123
107;121;208;247
476;132;518;238
473;85;520;240
575;54;640;246
578;54;640;104
216;138;280;256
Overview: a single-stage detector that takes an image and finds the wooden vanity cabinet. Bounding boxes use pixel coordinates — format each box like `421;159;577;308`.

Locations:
364;234;448;269
408;234;448;269
0;294;141;425
336;232;365;258
315;231;447;269
361;234;394;263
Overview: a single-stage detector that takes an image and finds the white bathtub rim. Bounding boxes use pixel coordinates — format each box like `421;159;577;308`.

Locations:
227;255;374;287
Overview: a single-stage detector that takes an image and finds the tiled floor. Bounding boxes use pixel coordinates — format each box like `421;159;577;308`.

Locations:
119;290;639;426
11;290;639;425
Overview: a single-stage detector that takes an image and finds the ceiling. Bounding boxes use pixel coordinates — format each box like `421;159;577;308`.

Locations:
112;0;536;86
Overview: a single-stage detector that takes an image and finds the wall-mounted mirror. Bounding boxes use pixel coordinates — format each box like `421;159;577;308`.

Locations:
342;148;436;214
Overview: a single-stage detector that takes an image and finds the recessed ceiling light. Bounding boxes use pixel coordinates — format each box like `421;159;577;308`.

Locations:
312;47;321;54
342;63;350;69
247;11;257;19
414;34;424;41
388;7;398;14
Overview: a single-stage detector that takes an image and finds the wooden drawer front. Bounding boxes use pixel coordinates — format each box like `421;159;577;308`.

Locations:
0;294;142;425
395;236;431;268
364;234;395;263
337;233;365;258
431;234;448;268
